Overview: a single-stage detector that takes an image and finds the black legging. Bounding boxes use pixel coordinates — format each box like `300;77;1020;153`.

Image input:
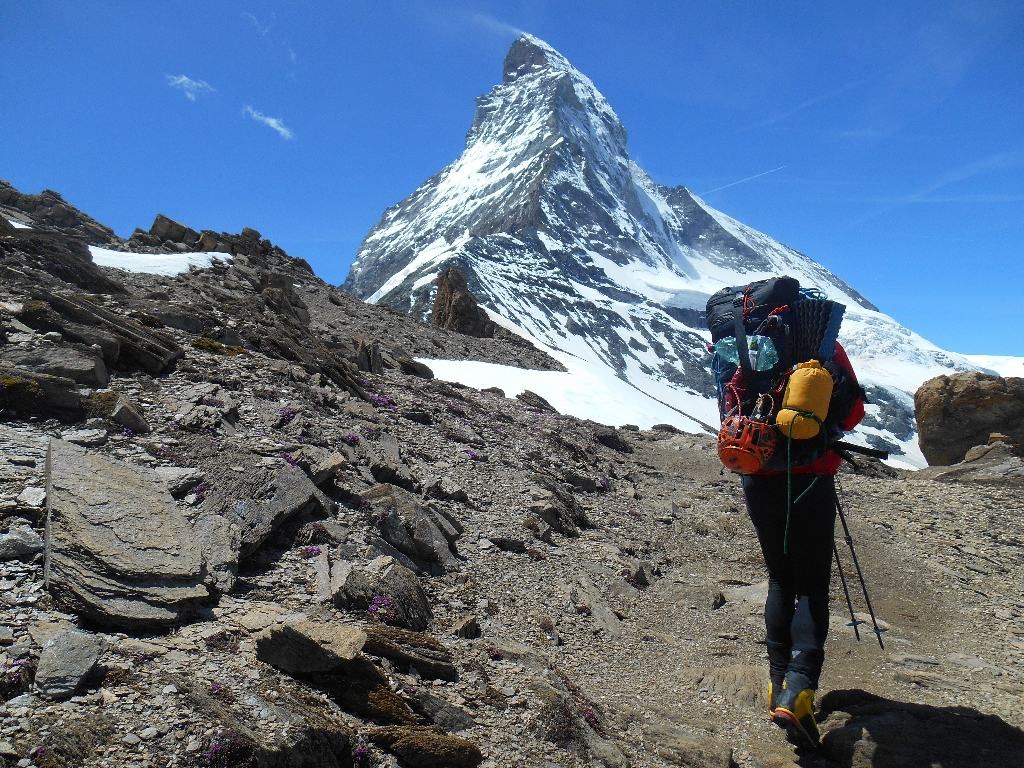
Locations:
742;473;837;689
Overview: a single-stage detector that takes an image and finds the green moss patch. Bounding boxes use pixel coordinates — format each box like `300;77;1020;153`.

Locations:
191;338;246;356
0;374;45;412
81;390;119;419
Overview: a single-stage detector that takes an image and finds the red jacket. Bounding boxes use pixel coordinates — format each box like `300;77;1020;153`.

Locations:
760;341;864;475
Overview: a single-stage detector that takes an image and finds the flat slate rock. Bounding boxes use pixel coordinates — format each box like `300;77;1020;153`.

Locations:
35;629;107;700
44;438;212;628
255;620;366;674
0;525;44;559
819;688;1024;768
61;428;108;448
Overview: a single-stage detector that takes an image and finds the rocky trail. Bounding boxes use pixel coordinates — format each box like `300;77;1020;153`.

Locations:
1;187;1023;768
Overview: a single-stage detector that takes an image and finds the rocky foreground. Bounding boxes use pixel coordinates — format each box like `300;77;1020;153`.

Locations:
1;189;1024;768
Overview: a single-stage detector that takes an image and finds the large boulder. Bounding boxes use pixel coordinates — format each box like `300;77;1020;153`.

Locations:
915;372;1024;465
210;463;324;557
363;484;459;571
149;213;188;243
331;556;434;631
430;267;495;338
44;439;213;628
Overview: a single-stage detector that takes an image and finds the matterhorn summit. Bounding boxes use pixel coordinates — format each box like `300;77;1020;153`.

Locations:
345;35;979;464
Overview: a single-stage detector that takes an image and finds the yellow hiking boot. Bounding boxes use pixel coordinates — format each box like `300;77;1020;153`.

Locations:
771;681;820;748
767;679;781;718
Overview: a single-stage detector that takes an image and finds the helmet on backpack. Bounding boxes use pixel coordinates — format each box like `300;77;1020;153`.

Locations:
717;413;777;474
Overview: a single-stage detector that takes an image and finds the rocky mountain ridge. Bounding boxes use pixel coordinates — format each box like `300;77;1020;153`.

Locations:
1;181;1024;768
344;35;986;464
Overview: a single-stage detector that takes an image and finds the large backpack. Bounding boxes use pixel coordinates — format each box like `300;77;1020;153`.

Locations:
706;276;851;472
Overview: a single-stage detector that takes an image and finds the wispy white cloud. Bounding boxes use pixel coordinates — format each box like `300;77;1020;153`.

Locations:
835;129;884;140
735;80;865;134
166;74;215;101
468;12;526;37
243;106;294;140
698;166;788;196
243;11;272;36
912;148;1024;199
852;194;1024;204
849;147;1024;225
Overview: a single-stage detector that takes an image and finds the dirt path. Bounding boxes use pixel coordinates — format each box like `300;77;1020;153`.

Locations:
544;435;1024;767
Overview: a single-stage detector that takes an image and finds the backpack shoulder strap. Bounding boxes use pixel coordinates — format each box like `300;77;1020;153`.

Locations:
733;303;754;413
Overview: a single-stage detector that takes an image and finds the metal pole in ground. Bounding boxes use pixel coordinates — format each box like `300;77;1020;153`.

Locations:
834;480;886;650
833;542;862;641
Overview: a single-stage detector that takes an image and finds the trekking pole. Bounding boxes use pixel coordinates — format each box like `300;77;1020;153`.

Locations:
833;543;863;641
834;479;886;650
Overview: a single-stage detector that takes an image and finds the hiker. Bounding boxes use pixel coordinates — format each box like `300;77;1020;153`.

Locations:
744;340;864;747
706;277;866;747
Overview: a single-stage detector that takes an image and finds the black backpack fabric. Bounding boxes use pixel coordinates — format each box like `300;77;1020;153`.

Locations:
707;276;800;415
706;276;855;472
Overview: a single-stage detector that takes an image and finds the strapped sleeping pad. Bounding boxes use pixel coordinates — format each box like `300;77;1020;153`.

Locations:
707;276;852;472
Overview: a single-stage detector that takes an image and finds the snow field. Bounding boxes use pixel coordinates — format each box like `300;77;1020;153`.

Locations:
88;246;233;276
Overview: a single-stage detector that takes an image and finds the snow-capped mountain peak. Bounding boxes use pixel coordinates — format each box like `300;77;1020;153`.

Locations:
344;34;982;466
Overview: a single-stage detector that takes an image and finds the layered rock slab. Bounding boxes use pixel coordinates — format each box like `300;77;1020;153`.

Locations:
43;438;212;628
362;625;458;681
364;483;460;572
173;673;357;767
367;726;483;768
0;344;108;388
208;463;324;557
916;440;1024;484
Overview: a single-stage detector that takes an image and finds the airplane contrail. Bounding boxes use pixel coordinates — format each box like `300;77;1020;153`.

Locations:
698;165;788;196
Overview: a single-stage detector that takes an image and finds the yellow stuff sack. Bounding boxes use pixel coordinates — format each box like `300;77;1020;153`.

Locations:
776;360;833;439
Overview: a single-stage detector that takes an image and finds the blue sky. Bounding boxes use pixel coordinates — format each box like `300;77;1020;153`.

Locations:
2;1;1022;355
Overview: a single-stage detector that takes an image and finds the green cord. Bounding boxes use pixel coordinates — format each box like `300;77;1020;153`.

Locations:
783;408;827;554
